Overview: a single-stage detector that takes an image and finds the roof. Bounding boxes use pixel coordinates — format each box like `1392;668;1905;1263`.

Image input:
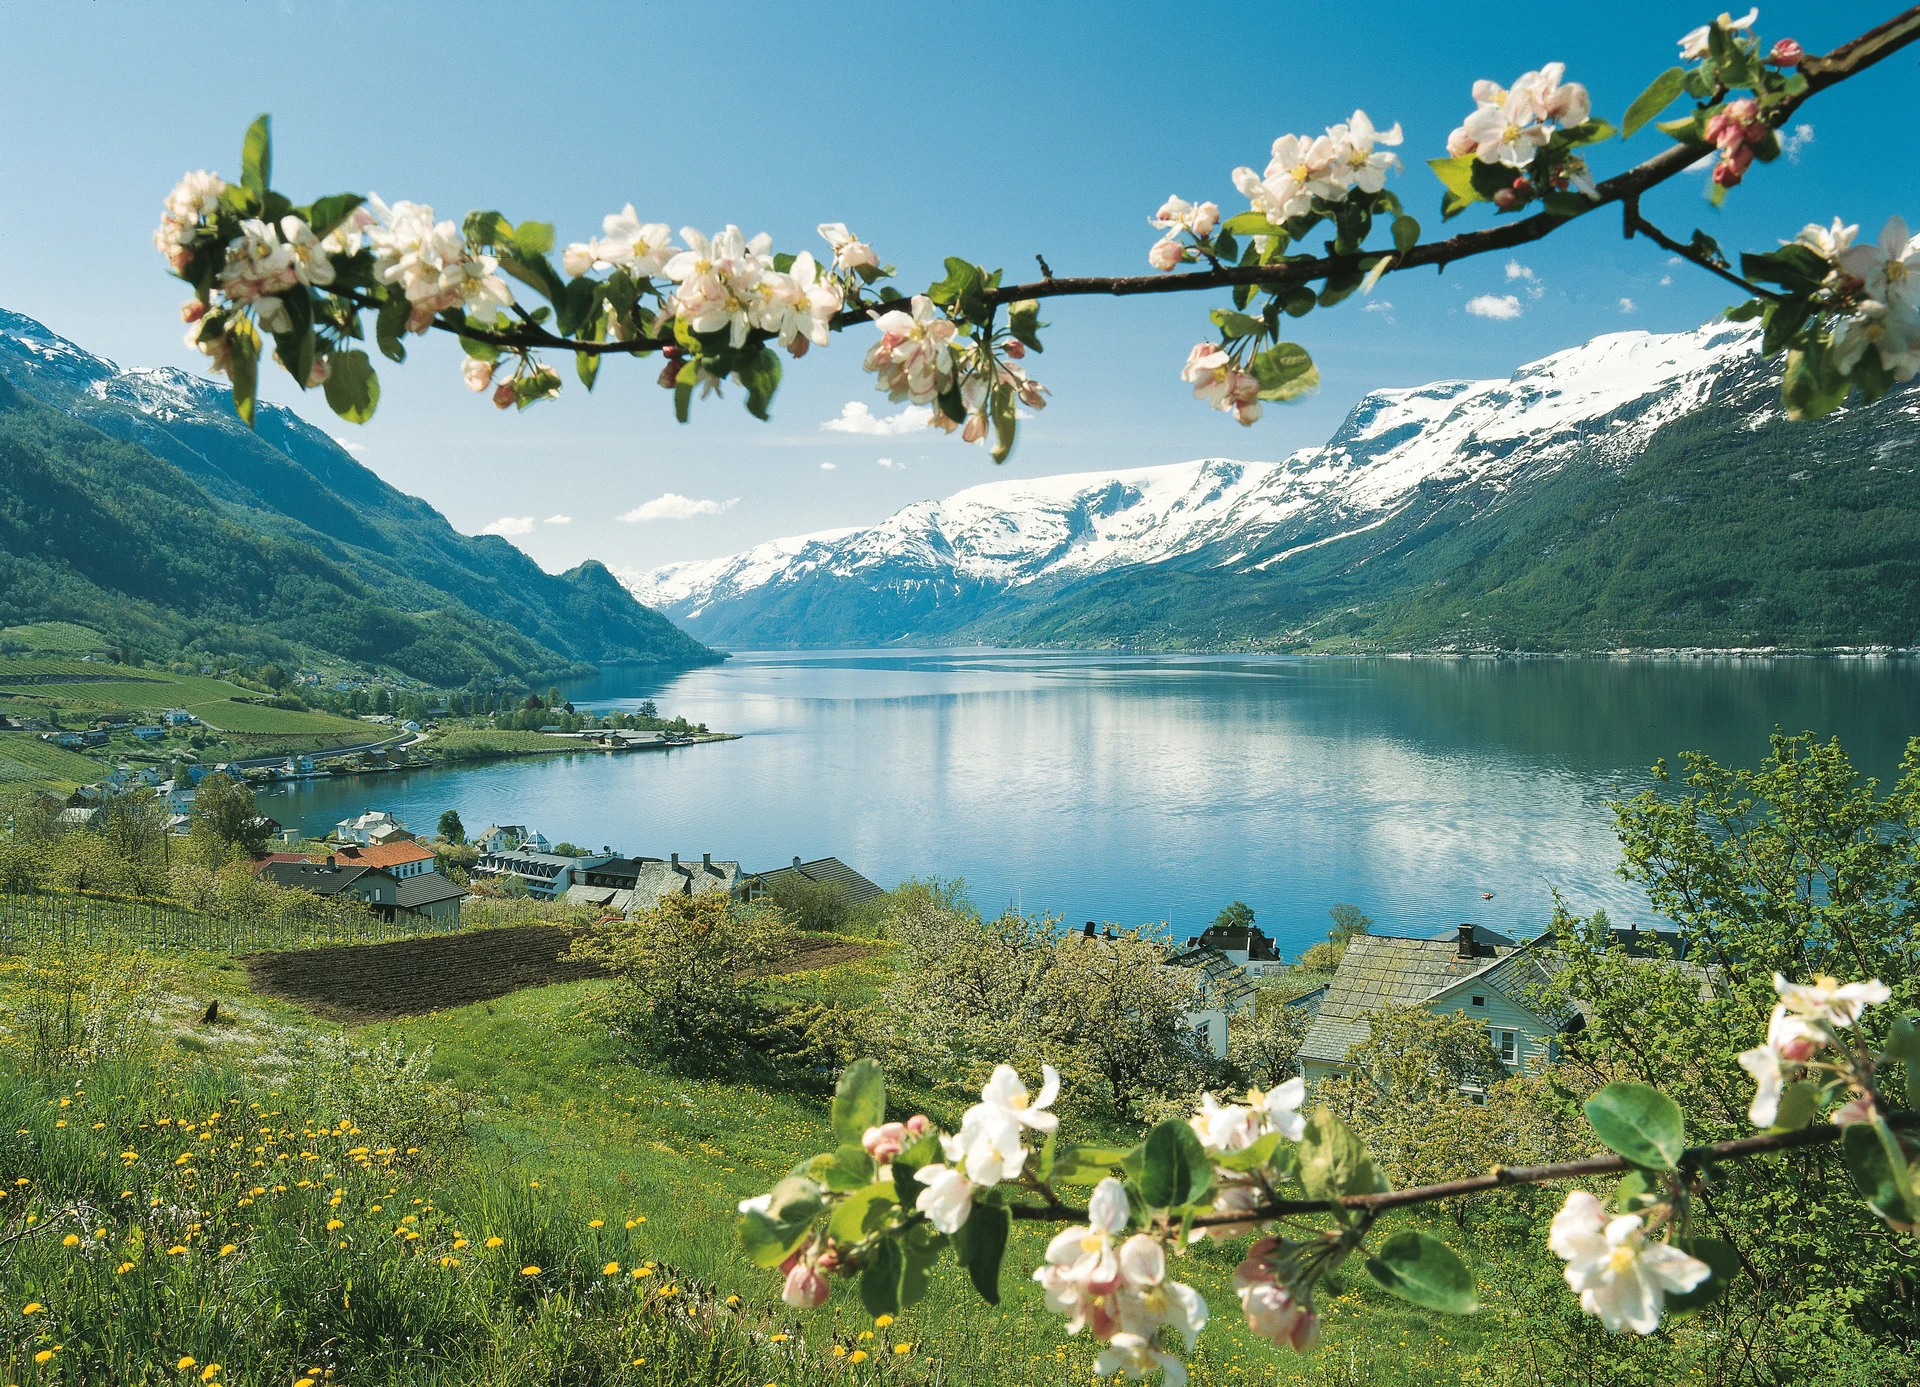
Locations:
1166;945;1259;1008
755;856;886;905
1296;926;1534;1067
260;862;395;897
395;871;466;909
333;840;436;869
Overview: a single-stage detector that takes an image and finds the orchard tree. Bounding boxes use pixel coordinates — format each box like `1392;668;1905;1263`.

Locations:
146;7;1920;1383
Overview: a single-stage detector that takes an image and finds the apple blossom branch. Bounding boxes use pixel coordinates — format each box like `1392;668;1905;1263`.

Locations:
1003;1108;1920;1227
311;5;1917;375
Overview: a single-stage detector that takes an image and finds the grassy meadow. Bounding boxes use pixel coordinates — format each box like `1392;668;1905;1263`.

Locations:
0;919;1572;1387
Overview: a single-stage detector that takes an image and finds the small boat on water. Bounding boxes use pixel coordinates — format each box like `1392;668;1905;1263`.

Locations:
1481;892;1495;900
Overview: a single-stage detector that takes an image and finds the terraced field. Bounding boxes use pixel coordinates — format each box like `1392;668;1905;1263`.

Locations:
0;733;109;786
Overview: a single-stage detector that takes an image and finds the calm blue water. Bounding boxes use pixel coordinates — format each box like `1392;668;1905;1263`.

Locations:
263;651;1920;959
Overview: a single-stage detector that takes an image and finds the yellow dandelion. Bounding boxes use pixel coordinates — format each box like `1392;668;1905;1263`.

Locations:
726;1294;740;1305
452;1238;468;1249
631;1360;645;1368
604;1262;620;1276
219;1245;236;1257
528;1180;539;1188
35;1349;56;1365
631;1267;651;1278
521;1265;541;1276
177;1356;196;1371
62;1234;80;1247
117;1262;134;1274
858;1331;873;1342
588;1219;604;1228
832;1346;847;1358
873;1314;894;1328
167;1245;188;1256
327;1220;344;1231
849;1350;868;1364
201;1366;221;1382
894;1343;913;1355
297;1379;316;1386
485;1236;504;1249
770;1333;789;1343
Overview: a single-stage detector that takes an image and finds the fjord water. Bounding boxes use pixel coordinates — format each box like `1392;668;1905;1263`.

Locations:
268;652;1920;959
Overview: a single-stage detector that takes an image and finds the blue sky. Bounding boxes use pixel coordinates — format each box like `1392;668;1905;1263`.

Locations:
1;1;1912;577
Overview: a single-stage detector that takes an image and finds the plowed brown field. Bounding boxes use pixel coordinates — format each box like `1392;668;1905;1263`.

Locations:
244;925;603;1022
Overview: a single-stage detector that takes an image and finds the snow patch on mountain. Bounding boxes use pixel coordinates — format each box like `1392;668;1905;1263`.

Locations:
623;319;1764;632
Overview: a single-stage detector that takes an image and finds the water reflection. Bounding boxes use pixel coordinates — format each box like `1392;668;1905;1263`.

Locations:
266;652;1920;958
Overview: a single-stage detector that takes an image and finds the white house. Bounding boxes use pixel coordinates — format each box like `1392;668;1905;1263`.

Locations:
332;810;413;845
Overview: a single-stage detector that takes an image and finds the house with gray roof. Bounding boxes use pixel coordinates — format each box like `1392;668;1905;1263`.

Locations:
473;847;607;900
1296;924;1573;1084
563;852;747;915
752;856;887;906
395;869;466;925
1167;939;1260;1060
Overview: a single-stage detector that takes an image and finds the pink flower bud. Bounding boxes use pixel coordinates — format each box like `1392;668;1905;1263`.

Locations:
1001;338;1025;360
905;1114;932;1137
180;299;209;324
786;335;810;359
1191;201;1220;238
862;1122;909;1164
306;357;330;388
1493;188;1522;211
1446;127;1476;158
782;1261;829;1308
1831;1096;1876;1126
1148;238;1184;272
962;413;988;444
1769;38;1804;66
815;1244;840;1273
1778;1034;1818;1063
658;361;682;389
493;382;516;410
463;357;496;392
1290;1310;1320;1353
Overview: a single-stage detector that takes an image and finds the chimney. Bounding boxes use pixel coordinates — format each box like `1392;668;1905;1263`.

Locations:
670;852;679;868
793;856;802;869
1083;922;1096;938
1456;923;1476;960
703;852;712;870
325;855;335;868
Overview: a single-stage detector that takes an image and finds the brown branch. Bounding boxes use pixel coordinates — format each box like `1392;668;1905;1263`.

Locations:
1003;1110;1919;1225
340;5;1920;362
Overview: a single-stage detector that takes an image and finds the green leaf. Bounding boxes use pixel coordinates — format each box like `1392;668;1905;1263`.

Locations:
1624;69;1688;138
1008;299;1045;353
227;320;259;430
1584;1082;1686;1170
1612;1170;1658;1213
1844;1121;1919;1230
270;288;315;389
1541;192;1595;219
860;1236;904;1317
1297;1107;1386;1202
1139;1119;1213;1209
322;350;379;424
899;1221;944;1309
927;258;989;323
1317;271;1364;309
1742;244;1828;290
827;1180;898;1245
1282;286;1316;319
1723;298;1766;323
1769;1080;1822;1132
240;114;272;200
952;1199;1010;1304
673;368;694;425
738;347;783;422
1212;1130;1282;1174
1214;231;1239;264
306;194;365;240
1656;112;1709;147
1366;1231;1479;1314
1664;1238;1742;1314
1249;342;1318;402
832;1059;886;1147
809;1144;878;1192
1391;215;1421;253
577;350;601;392
1886;1016;1920;1109
989;382;1017;464
512;221;555;257
1222;211;1286;239
1208;309;1263;340
464;211;514;248
1427;155;1485;220
1050;1144;1130;1185
1782;342;1850;421
737;1176;824;1268
375;290;410;364
1564;118;1615;147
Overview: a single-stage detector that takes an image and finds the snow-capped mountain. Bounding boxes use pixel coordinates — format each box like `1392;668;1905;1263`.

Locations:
623;319;1817;650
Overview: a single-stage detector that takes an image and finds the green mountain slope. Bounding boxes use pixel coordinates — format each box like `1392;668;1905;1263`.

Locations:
0;311;718;682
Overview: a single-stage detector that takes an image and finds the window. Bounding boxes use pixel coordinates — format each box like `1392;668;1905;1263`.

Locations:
1470;995;1485;1007
1493;1029;1518;1065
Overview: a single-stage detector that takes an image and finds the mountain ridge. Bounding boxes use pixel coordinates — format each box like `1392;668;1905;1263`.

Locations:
0;310;718;682
621;320;1920;653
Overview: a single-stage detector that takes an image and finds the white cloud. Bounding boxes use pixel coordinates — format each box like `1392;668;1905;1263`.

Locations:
617;493;740;522
1659;275;1673;286
543;514;572;525
1618;297;1638;314
1465;294;1524;320
331;435;367;456
1362;300;1393;312
819;462;837;471
820;401;933;435
481;516;535;536
1783;123;1814;161
1504;261;1536;282
877;457;900;469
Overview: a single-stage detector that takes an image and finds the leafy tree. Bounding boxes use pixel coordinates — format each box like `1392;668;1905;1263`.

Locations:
188;771;270;855
638;700;658;719
1226;986;1311;1089
258;663;286;691
568;891;792;1075
768;874;857;934
1211;900;1255;931
1298;901;1371;972
437;809;465;844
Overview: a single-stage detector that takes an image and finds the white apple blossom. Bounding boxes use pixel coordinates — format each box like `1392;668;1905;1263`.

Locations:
1151;196;1221;239
1148;237;1185;272
736;1193;773;1215
1516;63;1591;127
863;295;958;406
1549;1191;1710;1334
365;197;515;333
1773;971;1893;1028
912;1162;974;1234
219;219;297;303
565;205;674;279
942;1063;1060;1183
320;205;374;257
1793;217;1859;263
1736;1033;1787;1126
1189;1093;1261;1153
1189;1178;1265;1245
1838;216;1920;311
463;356;497;392
1232;132;1342;225
754;251;844;353
664;226;772;348
1461;87;1554;168
278;215;335;288
1115;1233;1208;1349
818;222;880;272
154;170;228;271
1325;111;1404;195
1181;345;1262;426
1256;1077;1308;1140
1680;8;1759;61
1093;1333;1186;1387
1829;299;1920;380
1232;1240;1319;1351
1034;1177;1129;1338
